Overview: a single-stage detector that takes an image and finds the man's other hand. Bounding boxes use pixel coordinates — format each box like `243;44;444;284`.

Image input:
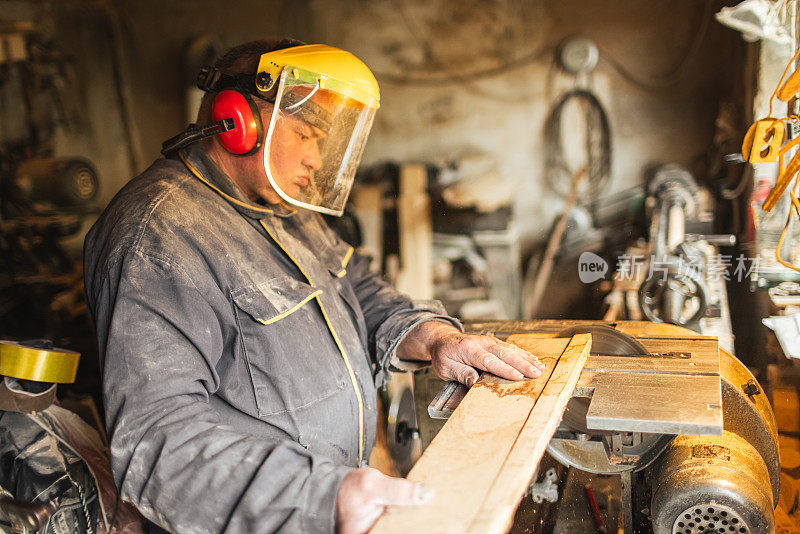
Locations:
336;467;433;534
398;322;546;387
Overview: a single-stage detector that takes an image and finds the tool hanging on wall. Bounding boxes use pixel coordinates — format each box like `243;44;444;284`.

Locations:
742;45;800;271
545;38;612;222
544;89;611;209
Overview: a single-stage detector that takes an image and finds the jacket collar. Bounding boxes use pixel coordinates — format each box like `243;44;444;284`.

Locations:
177;144;296;220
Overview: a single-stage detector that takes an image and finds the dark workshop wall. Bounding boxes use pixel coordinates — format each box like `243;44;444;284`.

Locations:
0;0;742;248
305;0;741;245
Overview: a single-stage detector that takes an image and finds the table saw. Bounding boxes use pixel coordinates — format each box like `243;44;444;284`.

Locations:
404;320;779;534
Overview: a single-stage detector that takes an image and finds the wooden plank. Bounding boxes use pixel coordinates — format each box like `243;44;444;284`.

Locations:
349;184;383;273
602;289;623;321
395;164;432;299
465;334;591;534
625;289;643;320
371;336;573;534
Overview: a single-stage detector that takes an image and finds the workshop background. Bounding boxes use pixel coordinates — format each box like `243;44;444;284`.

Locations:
1;0;800;533
0;0;752;338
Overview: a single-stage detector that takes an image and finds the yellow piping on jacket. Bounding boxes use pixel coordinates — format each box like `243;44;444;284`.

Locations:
179;153;275;214
258;290;322;325
259;221;365;462
336;246;354;278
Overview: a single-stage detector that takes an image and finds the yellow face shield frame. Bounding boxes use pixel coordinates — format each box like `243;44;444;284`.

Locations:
255;44;380;109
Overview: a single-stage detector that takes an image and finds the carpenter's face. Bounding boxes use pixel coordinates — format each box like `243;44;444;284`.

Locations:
267;111;325;201
231;107;324;206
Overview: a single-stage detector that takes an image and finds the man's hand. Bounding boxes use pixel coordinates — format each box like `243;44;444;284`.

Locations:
336;467;433;534
397;322;546;387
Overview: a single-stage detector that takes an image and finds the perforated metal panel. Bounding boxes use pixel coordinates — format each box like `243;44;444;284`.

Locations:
672;503;750;534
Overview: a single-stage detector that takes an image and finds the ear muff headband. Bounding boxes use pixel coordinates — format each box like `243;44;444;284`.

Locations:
212;89;264;156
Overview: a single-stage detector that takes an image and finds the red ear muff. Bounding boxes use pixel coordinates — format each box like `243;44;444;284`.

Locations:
212;89;264;155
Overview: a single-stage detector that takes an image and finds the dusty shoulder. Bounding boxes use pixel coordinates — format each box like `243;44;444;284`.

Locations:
85;158;210;264
104;158;203;224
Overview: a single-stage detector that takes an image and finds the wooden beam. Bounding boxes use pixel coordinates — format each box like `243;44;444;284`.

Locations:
466;334;591;533
350;184;384;273
371;334;591;534
395;164;432;299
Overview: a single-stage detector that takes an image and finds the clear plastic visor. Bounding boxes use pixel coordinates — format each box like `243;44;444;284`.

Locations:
263;67;377;216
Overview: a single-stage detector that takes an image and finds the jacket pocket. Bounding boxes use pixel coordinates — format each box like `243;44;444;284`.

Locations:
233;277;321;326
231;277;344;416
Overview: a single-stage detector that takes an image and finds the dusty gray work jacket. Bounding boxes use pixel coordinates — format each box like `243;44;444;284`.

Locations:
83;145;458;533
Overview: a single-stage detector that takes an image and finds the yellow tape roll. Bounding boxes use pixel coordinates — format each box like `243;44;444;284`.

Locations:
0;341;80;383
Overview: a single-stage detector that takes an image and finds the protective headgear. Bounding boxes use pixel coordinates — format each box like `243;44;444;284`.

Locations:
254;44;380;216
161;64;273;157
161;39;309;157
162;42;379;216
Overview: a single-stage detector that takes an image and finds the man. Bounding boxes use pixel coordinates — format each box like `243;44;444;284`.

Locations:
83;39;544;534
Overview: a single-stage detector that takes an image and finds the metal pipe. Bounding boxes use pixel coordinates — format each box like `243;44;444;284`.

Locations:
666;203;686;252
